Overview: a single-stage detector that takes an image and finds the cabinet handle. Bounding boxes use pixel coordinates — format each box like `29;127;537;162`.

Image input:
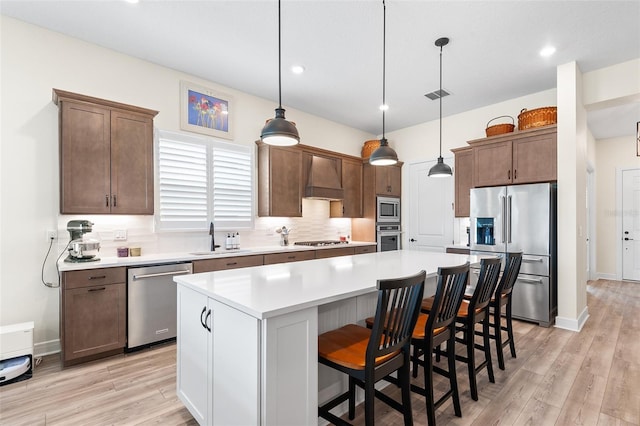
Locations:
226;262;237;266
112;194;117;207
514;169;517;180
89;275;106;280
287;255;296;259
508;170;511;180
205;309;212;332
200;306;207;329
105;195;109;207
88;287;106;292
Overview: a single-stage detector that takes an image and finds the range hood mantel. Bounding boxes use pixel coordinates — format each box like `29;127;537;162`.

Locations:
304;154;344;200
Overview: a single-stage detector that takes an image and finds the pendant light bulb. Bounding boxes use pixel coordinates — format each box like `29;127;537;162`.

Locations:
369;0;398;166
428;37;452;177
260;0;300;146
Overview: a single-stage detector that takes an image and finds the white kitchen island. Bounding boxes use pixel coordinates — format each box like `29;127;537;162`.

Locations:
174;250;478;426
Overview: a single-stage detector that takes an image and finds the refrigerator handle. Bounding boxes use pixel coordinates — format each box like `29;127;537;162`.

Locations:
507;195;512;243
501;195;506;243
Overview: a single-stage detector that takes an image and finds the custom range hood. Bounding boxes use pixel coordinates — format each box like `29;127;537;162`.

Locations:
303;155;344;200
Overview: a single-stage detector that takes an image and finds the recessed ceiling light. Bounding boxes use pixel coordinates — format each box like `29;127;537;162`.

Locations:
379;104;389;111
291;65;305;74
540;46;556;57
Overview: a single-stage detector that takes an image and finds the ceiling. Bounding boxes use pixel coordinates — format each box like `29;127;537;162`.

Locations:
2;0;639;139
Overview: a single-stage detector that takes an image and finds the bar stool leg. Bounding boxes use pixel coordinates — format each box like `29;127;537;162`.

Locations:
483;316;495;383
447;338;462;417
506;302;517;358
493;307;506;370
466;324;478;401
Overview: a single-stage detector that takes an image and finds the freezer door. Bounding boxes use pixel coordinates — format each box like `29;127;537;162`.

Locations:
470;186;507;253
511;273;551;326
507;183;551;255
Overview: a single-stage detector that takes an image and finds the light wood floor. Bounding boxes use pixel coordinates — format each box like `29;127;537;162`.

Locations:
0;279;638;425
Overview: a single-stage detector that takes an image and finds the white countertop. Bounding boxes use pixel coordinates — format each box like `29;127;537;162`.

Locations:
57;241;376;271
175;250;481;320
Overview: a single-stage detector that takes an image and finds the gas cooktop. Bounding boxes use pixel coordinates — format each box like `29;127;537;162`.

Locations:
294;240;349;247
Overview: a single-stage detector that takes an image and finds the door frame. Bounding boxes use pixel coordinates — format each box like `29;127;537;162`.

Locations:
587;163;595;281
616;166;640;280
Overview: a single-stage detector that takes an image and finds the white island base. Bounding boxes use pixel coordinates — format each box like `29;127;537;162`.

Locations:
175;251;476;425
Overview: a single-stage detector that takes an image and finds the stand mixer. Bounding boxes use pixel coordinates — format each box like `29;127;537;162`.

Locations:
65;220;101;262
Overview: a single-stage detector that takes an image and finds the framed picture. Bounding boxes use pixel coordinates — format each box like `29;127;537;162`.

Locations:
637;121;639;156
180;81;233;139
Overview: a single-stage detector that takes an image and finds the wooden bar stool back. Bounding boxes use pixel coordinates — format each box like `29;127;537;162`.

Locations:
410;262;469;425
453;256;502;401
318;270;426;426
488;251;522;370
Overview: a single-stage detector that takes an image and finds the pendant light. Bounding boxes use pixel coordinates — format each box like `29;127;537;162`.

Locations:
428;37;453;177
260;0;300;146
369;0;398;166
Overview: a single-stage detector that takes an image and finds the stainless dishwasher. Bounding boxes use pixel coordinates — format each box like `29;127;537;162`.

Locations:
127;262;193;349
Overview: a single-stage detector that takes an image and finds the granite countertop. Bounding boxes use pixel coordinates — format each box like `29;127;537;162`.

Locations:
57;241;377;271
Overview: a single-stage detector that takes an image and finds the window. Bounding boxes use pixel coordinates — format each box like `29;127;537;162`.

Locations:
156;130;253;231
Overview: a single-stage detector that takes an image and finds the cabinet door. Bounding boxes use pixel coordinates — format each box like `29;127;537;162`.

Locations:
375;166;401;196
176;285;210;425
263;250;316;265
62;282;125;363
258;145;303;217
512;133;557;184
454;148;473;217
473;140;513;187
60;101;111;214
110;110;154;214
330;158;363;218
314;247;355;259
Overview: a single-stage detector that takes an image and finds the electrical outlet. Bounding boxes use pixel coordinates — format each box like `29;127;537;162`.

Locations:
114;229;127;241
46;230;58;242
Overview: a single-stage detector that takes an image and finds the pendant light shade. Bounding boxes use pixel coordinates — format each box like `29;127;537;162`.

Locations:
369;0;398;166
428;37;452;177
260;0;300;146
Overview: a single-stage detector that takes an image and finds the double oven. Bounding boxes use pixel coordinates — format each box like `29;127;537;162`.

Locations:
376;196;401;252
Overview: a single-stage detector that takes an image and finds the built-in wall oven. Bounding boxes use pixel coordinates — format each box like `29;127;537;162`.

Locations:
376;224;401;252
377;196;400;223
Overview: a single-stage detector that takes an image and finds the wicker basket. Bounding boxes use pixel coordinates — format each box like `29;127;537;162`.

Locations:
361;139;381;158
518;106;557;130
486;116;515;137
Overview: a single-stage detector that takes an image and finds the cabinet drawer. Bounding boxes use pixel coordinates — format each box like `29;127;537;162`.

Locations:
193;255;264;273
315;247;355;259
446;247;470;255
63;267;126;289
263;250;316;265
354;245;376;255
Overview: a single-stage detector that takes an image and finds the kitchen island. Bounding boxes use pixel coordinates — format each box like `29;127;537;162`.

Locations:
174;250;479;426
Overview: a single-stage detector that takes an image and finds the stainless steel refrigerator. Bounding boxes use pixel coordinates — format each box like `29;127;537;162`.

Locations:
470;183;557;326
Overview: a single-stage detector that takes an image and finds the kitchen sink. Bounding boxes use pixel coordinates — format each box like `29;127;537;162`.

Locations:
189;249;252;256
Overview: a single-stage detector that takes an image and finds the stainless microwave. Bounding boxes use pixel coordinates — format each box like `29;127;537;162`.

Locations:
376;196;400;223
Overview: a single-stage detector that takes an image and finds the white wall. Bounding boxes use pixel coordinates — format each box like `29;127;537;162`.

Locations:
0;16;372;354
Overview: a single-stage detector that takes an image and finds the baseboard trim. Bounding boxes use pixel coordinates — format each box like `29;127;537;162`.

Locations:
34;339;60;357
596;272;617;280
555;306;589;332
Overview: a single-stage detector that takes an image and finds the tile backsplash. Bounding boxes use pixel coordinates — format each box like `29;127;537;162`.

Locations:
56;199;352;257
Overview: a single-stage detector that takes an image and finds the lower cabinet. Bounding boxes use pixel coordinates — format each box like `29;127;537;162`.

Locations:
61;267;126;366
177;285;260;426
263;250;316;265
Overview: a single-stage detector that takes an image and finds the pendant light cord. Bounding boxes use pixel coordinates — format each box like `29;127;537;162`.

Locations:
382;0;386;139
278;0;283;109
439;42;443;158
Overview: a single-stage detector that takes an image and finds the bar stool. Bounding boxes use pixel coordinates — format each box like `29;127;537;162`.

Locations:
318;270;426;426
440;256;502;401
487;252;522;370
410;262;469;425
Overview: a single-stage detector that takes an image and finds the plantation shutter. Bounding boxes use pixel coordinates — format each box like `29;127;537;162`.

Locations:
212;147;253;228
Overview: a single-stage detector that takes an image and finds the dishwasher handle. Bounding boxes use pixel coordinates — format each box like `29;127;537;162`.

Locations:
132;269;191;280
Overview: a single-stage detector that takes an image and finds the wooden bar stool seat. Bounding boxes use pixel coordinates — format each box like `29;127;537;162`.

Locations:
318;270;426;426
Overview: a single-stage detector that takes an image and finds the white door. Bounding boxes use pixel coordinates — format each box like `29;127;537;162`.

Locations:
407;159;454;252
622;169;640;281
